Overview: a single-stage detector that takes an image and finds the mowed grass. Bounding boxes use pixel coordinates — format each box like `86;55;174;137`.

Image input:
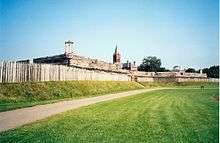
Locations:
0;88;218;143
0;81;143;112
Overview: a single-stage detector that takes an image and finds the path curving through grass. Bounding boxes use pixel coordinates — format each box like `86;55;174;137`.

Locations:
0;88;218;143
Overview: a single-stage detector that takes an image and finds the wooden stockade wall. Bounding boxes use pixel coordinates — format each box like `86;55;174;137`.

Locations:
0;61;131;83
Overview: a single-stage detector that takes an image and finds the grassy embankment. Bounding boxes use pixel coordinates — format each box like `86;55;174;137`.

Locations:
139;81;219;88
0;88;218;143
0;81;143;112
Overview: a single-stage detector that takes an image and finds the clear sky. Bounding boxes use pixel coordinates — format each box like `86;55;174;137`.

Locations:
0;0;219;69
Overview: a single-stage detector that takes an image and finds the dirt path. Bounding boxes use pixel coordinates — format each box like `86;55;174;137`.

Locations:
0;88;167;132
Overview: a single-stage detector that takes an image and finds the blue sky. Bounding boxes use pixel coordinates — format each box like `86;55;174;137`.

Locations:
0;0;219;69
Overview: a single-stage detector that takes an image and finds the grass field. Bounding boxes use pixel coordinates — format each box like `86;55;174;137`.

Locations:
0;88;218;143
0;81;143;112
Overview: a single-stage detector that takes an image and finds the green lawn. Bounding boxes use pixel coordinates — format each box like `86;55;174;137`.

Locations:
0;81;143;112
0;88;218;143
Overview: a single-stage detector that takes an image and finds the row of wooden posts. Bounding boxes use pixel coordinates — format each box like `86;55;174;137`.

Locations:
0;61;131;83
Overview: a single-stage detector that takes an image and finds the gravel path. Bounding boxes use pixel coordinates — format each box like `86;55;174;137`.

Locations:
0;88;166;132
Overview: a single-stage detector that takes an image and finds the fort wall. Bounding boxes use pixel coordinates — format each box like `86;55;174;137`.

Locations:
134;71;214;83
0;62;215;83
69;54;121;71
33;54;121;72
0;61;131;83
0;61;214;83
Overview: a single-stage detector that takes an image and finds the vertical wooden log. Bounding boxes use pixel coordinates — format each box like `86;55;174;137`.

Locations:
0;61;2;83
